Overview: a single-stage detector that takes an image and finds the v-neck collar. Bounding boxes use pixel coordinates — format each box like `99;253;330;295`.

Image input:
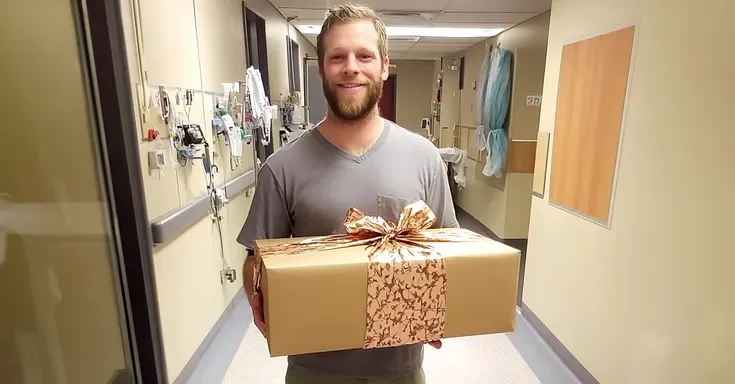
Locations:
311;119;391;163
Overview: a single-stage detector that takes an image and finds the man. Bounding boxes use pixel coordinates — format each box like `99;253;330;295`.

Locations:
237;4;459;383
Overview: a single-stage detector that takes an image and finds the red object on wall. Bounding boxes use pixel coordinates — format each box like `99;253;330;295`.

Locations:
379;75;396;122
147;129;160;141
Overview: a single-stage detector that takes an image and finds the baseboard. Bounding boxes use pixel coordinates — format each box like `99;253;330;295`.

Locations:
173;288;251;384
519;304;599;383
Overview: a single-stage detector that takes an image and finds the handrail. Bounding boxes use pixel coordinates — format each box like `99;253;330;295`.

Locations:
149;169;255;245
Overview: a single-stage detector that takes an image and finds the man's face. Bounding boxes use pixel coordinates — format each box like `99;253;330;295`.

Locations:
319;19;389;122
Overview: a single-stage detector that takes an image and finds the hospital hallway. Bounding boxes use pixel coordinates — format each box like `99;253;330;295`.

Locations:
1;0;733;383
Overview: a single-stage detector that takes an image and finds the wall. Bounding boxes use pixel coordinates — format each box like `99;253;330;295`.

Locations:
120;0;315;381
524;0;735;383
439;13;550;239
389;59;435;133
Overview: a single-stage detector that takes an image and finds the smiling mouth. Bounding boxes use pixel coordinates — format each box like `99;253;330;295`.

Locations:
338;83;365;88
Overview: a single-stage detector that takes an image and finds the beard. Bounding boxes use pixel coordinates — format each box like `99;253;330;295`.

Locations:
323;75;383;122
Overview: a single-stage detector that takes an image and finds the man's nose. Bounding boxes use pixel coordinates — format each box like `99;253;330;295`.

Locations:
342;54;360;75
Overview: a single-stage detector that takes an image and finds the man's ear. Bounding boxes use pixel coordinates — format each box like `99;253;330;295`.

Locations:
382;57;390;81
318;60;325;80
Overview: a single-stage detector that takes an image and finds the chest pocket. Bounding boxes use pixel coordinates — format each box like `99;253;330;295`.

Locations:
377;194;419;223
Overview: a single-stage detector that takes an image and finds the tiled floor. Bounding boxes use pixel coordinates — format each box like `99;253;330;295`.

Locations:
222;324;540;383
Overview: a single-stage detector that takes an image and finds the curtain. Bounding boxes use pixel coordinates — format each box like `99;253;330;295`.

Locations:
482;48;511;178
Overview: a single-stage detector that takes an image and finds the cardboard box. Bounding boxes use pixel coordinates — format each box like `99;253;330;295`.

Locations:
253;202;521;357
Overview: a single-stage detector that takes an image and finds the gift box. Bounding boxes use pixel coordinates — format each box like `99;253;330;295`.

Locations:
252;200;521;357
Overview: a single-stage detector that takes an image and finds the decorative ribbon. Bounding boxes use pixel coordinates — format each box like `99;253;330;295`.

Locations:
253;200;485;349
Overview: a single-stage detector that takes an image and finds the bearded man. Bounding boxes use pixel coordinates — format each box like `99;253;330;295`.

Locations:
237;4;459;383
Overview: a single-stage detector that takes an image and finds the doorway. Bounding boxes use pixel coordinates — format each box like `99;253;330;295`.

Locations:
304;58;327;124
243;6;274;163
379;75;397;122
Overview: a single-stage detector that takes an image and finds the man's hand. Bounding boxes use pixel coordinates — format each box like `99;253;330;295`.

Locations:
243;255;266;338
249;291;267;337
427;340;442;349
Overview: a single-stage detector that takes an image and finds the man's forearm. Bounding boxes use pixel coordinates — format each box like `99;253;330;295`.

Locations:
243;252;255;298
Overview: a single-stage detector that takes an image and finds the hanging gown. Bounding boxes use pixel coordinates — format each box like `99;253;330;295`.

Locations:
482;48;511;178
246;66;275;146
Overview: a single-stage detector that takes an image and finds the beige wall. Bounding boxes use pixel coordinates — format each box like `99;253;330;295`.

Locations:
120;0;315;380
389;59;435;133
439;13;550;238
524;0;735;382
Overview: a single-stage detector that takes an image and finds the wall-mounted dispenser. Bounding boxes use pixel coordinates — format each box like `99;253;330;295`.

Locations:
148;149;166;178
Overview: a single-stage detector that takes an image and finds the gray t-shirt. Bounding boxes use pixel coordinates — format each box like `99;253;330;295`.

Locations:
237;118;459;379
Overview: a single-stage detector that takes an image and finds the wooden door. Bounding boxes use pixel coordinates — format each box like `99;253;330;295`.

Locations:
379;75;397;122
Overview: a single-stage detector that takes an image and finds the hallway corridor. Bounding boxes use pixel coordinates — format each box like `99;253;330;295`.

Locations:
4;0;733;382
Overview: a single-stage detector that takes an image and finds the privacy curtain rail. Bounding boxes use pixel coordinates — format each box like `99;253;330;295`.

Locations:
474;46;512;178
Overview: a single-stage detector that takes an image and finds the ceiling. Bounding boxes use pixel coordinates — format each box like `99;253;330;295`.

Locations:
271;0;551;60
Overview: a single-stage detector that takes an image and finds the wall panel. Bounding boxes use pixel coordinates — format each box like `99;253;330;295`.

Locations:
548;26;636;226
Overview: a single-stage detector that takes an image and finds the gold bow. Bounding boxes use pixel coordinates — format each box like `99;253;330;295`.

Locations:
253;200;484;349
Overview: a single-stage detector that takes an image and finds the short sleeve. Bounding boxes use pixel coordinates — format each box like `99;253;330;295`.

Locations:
426;150;460;229
236;163;292;251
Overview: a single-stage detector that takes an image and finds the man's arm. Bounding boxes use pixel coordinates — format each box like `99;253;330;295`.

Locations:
237;163;292;299
426;150;460;229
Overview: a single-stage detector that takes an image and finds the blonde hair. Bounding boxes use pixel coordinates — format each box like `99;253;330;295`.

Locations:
316;4;388;63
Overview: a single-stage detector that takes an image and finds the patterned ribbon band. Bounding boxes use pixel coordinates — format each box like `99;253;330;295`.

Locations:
253;200;485;349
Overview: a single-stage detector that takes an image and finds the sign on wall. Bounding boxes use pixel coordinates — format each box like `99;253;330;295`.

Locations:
526;95;542;106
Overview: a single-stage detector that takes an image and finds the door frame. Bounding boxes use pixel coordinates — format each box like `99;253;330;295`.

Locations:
243;5;274;163
303;56;312;98
303;56;324;125
76;0;167;382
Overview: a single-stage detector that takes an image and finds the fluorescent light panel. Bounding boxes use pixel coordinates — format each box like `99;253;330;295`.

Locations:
296;24;504;38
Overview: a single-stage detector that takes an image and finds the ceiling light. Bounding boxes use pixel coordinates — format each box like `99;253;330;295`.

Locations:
297;25;321;34
387;26;503;38
295;25;504;38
